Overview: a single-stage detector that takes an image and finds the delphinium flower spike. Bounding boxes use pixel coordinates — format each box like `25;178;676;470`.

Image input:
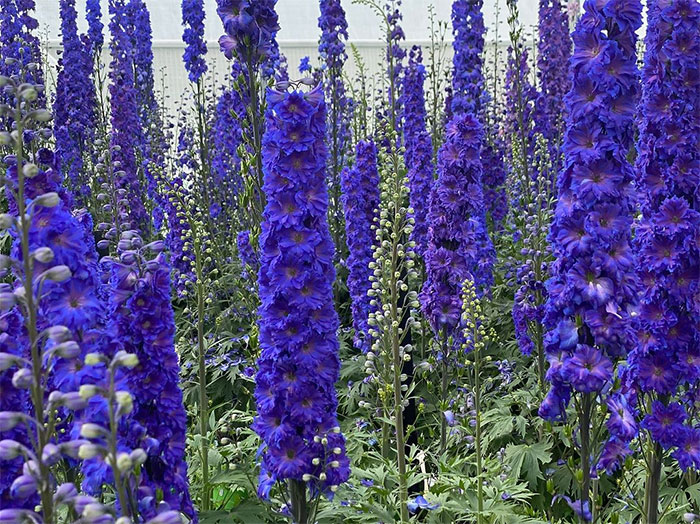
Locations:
451;0;507;230
0;67;116;524
535;0;571;173
216;0;281;231
341;140;380;353
627;1;699;521
318;0;350;253
254;83;349;523
420;114;491;450
401;46;434;259
108;0;149;230
542;0;641;517
54;0;96;201
181;0;207;83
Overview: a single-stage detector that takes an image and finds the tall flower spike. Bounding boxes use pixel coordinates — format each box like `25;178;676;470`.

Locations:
254;85;350;502
421;114;492;335
318;0;350;253
181;0;207;83
541;0;641;504
108;0;149;230
54;0;96;200
629;0;700;469
86;0;104;55
535;0;572;173
451;0;507;232
341;140;380;353
402;46;434;258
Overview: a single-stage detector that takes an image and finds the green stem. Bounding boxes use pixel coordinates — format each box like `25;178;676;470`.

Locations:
290;480;309;524
645;441;662;524
195;234;210;511
474;336;484;524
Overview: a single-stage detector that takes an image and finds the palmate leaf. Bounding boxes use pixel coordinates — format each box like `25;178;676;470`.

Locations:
505;441;552;489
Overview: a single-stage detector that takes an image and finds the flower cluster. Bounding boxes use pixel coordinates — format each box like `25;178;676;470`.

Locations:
627;0;700;467
386;2;406;115
318;0;350;238
108;0;148;230
54;0;96;200
216;0;281;76
450;0;485;116
421;114;493;335
94;234;196;519
341;140;380;353
535;0;571;170
254;85;350;493
211;85;243;208
181;0;207;83
402;46;434;258
451;0;507;230
86;0;104;55
541;0;641;425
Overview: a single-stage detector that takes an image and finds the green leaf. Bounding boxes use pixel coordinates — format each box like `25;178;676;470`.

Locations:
505;441;552;489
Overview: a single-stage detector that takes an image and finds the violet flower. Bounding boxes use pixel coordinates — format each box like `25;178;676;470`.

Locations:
254;85;350;501
341;140;380;353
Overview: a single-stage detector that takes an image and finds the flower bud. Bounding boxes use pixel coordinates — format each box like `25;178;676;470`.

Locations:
53;482;78;505
114;351;139;369
0;353;19;371
84;353;103;366
44;265;71;282
0;411;22;432
78;443;104;459
47;325;71;342
10;475;37;499
34;192;60;207
32;247;54;263
12;368;33;389
0;214;14;229
130;448;147;465
22;163;38;178
79;384;99;400
116;452;133;471
41;443;61;466
115;391;133;415
54;341;80;359
0;439;22;460
80;423;106;439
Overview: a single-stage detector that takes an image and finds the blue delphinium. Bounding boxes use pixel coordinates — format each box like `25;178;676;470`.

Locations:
450;0;485;116
535;0;571;172
341;140;380;353
402;46;434;258
318;0;350;248
54;0;96;200
86;0;104;54
450;0;506;232
108;0;149;230
102;234;197;520
625;1;699;514
182;0;207;83
254;85;350;514
541;0;641;514
421;114;492;335
212;85;243;198
217;0;281;77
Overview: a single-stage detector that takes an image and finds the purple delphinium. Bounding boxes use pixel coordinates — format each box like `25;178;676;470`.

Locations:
86;0;104;54
108;0;149;230
542;0;640;418
451;0;507;231
504;42;537;177
254;85;350;507
402;46;434;258
318;0;350;251
421;114;493;337
99;234;196;520
341;140;380;353
450;0;485;116
212;84;243;202
535;0;571;172
216;0;280;76
629;0;700;474
182;0;207;83
541;0;641;512
54;0;96;200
